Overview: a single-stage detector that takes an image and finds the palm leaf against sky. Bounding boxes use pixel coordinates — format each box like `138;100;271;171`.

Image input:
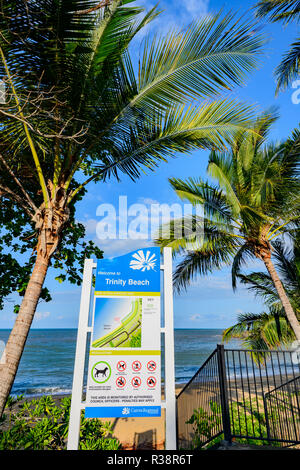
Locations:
156;115;300;340
223;308;295;360
256;0;300;91
0;1;266;416
223;235;300;356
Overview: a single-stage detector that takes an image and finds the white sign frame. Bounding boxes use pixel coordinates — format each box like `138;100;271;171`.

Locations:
67;247;176;450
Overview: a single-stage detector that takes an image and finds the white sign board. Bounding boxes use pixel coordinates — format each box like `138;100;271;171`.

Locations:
67;247;176;450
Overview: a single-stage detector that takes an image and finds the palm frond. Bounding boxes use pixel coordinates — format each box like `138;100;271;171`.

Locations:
275;37;300;92
134;13;265;113
94;99;257;181
231;244;256;290
255;0;300;24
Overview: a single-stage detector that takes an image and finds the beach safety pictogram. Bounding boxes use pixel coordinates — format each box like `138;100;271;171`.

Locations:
147;376;156;388
116;376;126;388
147;360;157;372
117;360;126;372
132;360;141;372
132;376;142;388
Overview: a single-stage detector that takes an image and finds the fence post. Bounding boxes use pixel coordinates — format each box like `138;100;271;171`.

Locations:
262;394;271;442
217;344;232;445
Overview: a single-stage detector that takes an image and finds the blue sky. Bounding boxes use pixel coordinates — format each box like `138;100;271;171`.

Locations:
1;0;299;330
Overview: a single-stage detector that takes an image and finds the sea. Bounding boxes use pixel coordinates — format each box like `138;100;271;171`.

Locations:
0;328;242;397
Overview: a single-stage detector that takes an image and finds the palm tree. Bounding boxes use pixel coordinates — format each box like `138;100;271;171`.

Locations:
223;235;300;354
256;0;300;92
0;1;265;415
157;116;300;340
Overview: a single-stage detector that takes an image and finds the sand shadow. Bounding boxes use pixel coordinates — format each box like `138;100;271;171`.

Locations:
133;429;157;449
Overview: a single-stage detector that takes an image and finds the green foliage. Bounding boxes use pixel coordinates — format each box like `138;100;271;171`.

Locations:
157;115;300;292
186;401;222;448
0;187;103;312
186;399;281;449
255;0;300;92
223;233;300;357
129;330;141;347
0;395;120;450
0;1;266;313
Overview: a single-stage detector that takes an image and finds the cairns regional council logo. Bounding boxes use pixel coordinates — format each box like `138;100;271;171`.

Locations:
129;250;157;272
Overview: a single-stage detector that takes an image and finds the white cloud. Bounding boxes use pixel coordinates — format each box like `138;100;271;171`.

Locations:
34;311;50;321
181;0;210;16
134;0;210;40
190;314;201;321
82;218;98;235
95;237;154;257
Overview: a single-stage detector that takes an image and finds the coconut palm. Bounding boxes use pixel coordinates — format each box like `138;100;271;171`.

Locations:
0;1;265;415
157;116;300;340
256;0;300;92
223;235;300;354
238;235;300;312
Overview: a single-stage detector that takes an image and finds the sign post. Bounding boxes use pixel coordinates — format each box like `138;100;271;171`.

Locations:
67;247;176;450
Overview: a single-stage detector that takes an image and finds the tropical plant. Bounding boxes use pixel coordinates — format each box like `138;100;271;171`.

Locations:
157;116;300;340
0;395;120;450
0;0;265;415
223;234;300;352
256;0;300;92
185;399;276;449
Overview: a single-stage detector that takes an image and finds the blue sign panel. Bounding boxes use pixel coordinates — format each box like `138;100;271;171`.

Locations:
85;248;161;418
95;248;161;293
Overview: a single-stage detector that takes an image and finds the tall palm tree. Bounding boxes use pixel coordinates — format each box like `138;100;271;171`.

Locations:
0;1;265;415
223;234;300;354
157;116;300;340
256;0;300;92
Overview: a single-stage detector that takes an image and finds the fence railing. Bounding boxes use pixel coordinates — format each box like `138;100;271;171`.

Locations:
176;345;300;449
264;376;300;445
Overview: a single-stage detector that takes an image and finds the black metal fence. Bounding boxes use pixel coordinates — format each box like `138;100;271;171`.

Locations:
176;345;300;449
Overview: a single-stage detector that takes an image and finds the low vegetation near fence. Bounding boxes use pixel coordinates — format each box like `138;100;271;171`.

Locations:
177;346;300;449
0;395;120;450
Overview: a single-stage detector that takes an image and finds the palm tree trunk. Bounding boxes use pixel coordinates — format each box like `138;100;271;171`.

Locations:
262;254;300;341
0;250;50;417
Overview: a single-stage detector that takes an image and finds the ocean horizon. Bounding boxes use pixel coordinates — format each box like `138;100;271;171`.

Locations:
0;328;242;397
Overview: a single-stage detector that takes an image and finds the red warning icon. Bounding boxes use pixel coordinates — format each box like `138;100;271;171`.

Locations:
116;376;126;388
132;360;141;372
147;376;157;388
131;376;142;388
117;361;126;372
147;360;157;372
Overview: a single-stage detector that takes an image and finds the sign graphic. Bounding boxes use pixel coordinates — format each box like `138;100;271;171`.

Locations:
131;376;142;388
85;248;161;418
117;361;126;372
147;376;157;388
91;361;111;384
116;377;126;388
147;360;157;371
132;360;141;371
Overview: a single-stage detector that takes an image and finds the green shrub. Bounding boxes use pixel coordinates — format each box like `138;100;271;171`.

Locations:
0;395;121;450
186;399;282;449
